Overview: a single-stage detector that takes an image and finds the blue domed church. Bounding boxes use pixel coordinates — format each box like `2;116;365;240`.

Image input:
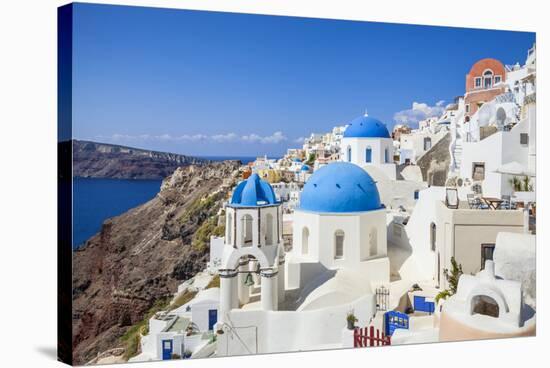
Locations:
341;112;397;180
215;165;391;357
286;162;390;291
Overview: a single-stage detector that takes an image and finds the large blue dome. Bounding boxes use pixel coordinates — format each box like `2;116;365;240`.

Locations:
343;114;390;138
230;173;278;207
299;162;382;213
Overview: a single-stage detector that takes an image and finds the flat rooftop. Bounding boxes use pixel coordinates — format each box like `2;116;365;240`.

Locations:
165;316;190;333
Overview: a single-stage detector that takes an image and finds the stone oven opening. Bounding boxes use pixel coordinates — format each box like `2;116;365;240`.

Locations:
471;295;500;318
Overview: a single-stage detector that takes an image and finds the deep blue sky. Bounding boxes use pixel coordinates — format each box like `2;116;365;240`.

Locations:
72;3;535;156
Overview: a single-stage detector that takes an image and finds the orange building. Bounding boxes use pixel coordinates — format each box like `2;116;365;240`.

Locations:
241;168;252;179
464;58;506;117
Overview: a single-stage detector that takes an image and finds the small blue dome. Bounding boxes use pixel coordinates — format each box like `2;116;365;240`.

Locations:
230;173;278;207
299;162;382;213
301;164;310;171
343;114;390;138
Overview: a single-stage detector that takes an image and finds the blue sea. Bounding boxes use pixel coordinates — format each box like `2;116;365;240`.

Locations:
72;155;273;249
73;178;161;249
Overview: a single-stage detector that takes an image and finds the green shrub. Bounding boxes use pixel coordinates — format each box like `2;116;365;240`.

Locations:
435;289;451;303
120;297;170;360
191;216;225;252
447;257;463;295
206;274;220;289
180;194;220;224
435;257;464;306
168;290;198;312
123;334;141;360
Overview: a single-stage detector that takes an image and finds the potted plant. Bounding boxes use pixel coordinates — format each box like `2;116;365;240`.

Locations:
346;310;358;330
510;175;534;208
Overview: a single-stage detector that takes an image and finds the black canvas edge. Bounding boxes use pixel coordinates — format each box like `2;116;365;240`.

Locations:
58;3;74;365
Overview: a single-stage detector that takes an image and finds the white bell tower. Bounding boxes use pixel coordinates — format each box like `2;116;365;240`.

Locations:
217;174;286;326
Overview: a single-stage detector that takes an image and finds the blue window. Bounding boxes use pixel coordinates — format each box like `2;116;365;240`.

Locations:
384;148;389;163
365;147;372;163
347;147;352;162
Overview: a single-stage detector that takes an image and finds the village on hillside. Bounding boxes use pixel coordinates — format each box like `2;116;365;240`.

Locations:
97;44;537;364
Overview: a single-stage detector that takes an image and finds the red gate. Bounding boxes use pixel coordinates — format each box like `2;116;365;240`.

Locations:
354;326;391;347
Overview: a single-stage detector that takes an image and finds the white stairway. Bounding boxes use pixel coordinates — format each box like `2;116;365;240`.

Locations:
448;106;465;175
452;137;463;171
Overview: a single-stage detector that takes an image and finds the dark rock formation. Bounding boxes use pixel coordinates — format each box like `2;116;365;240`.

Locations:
71;161;240;364
73;140;210;179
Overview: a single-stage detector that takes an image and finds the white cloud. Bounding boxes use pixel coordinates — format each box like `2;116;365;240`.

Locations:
241;133;262;143
97;131;287;144
178;134;208;141
293;137;306;144
211;133;238;143
260;131;287;144
393;100;446;127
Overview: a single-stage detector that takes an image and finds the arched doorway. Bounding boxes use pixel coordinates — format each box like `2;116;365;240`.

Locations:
483;69;494;88
220;248;279;319
241;214;253;246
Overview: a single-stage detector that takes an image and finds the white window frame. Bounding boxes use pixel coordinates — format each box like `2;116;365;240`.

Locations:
474;77;482;89
482;69;494;89
494;75;502;84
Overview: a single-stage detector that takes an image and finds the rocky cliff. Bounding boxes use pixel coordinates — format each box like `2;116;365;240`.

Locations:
417;132;451;186
71;161;240;364
73;140;210;179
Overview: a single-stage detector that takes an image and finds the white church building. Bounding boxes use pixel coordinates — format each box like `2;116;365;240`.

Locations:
341;112;397;180
289;162;390;290
214;163;390;356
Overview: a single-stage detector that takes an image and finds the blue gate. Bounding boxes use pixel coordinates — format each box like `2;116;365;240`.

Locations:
161;339;173;360
384;311;409;336
414;296;435;314
208;309;218;331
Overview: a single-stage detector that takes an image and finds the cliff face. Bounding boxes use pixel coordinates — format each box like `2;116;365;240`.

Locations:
73;140;210;179
71;161;240;365
417;132;451;186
